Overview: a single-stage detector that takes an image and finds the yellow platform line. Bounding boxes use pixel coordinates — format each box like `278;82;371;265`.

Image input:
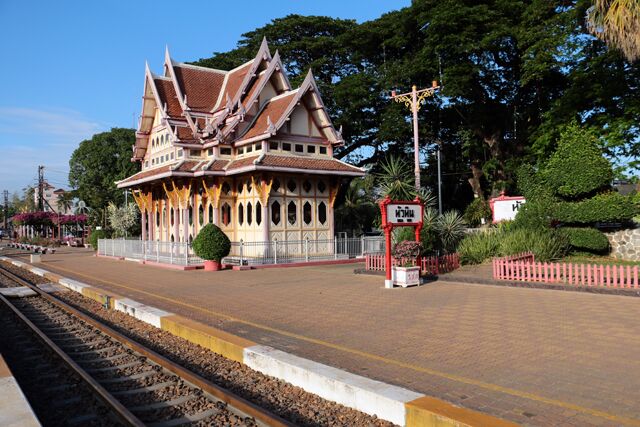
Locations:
45;262;640;426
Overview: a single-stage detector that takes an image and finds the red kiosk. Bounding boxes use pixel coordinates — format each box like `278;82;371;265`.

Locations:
379;196;424;288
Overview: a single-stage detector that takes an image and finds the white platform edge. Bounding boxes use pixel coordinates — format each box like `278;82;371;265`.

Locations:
244;345;420;425
0;356;41;427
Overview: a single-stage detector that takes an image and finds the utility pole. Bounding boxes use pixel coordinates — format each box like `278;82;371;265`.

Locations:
3;190;8;233
436;142;443;215
37;165;45;211
390;81;440;191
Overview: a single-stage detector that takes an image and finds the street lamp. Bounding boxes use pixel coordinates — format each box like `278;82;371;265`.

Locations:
390;81;440;191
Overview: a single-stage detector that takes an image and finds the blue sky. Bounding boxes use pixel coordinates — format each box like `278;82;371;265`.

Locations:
0;0;408;195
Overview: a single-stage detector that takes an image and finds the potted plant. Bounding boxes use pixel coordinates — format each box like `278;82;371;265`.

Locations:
191;224;231;271
392;240;423;287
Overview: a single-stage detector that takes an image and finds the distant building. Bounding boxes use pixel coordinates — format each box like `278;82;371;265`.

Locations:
34;182;72;214
117;39;364;244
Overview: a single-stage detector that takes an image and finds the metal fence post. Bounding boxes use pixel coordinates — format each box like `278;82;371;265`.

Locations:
334;238;338;260
156;241;160;263
274;240;278;265
184;242;188;266
170;242;173;264
305;237;309;262
240;239;244;266
361;235;365;256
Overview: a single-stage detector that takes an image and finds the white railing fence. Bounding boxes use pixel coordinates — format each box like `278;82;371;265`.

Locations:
98;235;385;267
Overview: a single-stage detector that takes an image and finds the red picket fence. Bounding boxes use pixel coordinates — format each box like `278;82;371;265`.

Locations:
365;253;460;275
493;253;639;288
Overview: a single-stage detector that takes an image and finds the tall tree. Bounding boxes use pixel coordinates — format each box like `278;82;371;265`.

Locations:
68;128;139;212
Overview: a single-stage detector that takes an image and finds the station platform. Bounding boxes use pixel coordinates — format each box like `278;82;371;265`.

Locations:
0;354;40;427
7;246;640;426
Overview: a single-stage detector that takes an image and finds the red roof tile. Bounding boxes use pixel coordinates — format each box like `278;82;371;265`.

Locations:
225;154;364;174
173;65;225;113
217;62;252;110
241;92;296;140
154;78;182;118
118;165;172;185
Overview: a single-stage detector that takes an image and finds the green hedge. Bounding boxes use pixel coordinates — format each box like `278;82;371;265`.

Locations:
559;227;609;253
554;192;637;224
88;229;107;249
191;224;231;261
463;198;492;227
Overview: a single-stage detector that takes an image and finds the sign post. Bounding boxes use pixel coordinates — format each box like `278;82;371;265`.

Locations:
379;196;424;288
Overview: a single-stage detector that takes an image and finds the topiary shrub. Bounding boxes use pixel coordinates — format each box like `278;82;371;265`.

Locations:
554;192;637;224
88;229;107;250
191;224;231;262
513;198;556;230
542;123;613;198
559;227;609;253
463;198;491;227
458;231;500;265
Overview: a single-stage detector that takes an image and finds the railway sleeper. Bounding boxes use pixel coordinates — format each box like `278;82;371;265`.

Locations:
126;394;196;412
85;360;142;373
148;407;222;427
111;380;177;396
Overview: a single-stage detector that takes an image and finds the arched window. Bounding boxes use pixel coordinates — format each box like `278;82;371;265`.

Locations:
271;201;281;225
237;182;244;195
303;202;312;225
156;211;160;227
256;201;262;225
318;202;327;225
247;202;253;225
208;203;213;223
198;204;204;226
170;208;174;226
302;180;312;193
288;201;297;225
317;181;326;193
222;182;231;195
246;180;252;194
287;179;297;193
272;179;281;193
188;206;193;226
221;203;231;226
238;203;244;225
162;207;167;227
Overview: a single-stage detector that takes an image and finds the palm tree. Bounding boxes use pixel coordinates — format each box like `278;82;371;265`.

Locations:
334;176;377;235
57;192;74;214
375;155;416;201
587;0;640;61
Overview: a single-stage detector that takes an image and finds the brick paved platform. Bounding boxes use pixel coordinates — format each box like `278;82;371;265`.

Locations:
10;246;640;426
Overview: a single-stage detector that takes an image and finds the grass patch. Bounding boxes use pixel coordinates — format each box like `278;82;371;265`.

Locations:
562;254;640;266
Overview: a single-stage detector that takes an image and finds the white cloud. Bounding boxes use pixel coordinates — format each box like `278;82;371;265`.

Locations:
0;107;103;140
0;107;106;193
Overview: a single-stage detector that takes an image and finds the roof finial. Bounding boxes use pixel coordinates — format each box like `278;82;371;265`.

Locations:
266;115;276;135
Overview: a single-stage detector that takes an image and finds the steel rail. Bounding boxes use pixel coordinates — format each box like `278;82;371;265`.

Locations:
0;292;145;427
0;264;293;427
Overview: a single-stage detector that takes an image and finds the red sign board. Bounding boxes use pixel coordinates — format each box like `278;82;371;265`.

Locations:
379;196;424;288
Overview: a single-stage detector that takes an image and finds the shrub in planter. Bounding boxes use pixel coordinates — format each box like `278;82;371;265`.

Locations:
191;224;231;271
392;240;423;266
458;231;500;265
559;227;609;254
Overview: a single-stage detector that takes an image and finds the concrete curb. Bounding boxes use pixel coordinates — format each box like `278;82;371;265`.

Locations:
2;257;516;427
0;355;41;427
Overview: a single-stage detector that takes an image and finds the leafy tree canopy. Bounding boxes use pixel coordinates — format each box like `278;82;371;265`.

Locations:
68;128;139;212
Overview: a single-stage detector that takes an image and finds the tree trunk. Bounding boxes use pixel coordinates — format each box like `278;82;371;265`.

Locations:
468;161;483;199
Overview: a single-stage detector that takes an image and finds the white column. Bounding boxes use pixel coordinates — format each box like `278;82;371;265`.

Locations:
262;202;269;243
182;208;190;243
141;210;147;241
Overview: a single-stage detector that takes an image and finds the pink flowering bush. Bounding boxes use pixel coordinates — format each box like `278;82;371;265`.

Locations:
392;240;423;267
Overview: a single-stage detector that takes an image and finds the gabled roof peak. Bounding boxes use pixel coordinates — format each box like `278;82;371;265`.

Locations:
174;61;228;75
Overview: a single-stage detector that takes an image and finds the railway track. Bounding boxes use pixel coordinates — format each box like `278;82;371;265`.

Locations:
0;264;291;427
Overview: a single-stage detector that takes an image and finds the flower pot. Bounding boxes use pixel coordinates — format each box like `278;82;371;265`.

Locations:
392;266;420;288
203;260;220;271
